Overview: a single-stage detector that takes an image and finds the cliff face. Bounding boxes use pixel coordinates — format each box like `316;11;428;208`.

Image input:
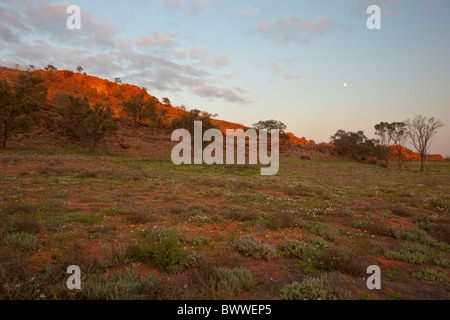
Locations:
0;66;309;142
390;145;444;161
0;66;182;118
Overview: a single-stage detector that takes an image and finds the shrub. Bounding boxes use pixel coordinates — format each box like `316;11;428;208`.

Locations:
53;93;118;152
216;267;257;295
3;201;38;215
385;242;438;264
3;232;38;252
391;205;414;217
391;227;440;247
126;208;155;225
222;206;259;222
72;214;102;225
413;267;448;282
131;229;194;273
194;259;256;299
279;275;350;300
82;268;162;300
0;73;47;150
102;244;131;267
15;216;42;234
266;211;300;230
305;222;342;243
318;246;368;276
231;235;278;260
285;184;311;197
278;237;329;261
364;219;392;236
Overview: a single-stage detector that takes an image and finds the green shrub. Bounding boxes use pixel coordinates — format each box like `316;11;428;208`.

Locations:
72;214;102;225
413;267;448;282
126;208;156;225
131;229;194;272
385;242;438;264
222;206;259;222
266;211;300;230
391;205;414;217
194;259;256;300
318;246;367;276
278;237;329;261
391;227;446;249
82;268;161;300
216;267;257;295
305;222;342;243
3;232;38;252
279;275;349;300
231;235;278;260
3;201;38;215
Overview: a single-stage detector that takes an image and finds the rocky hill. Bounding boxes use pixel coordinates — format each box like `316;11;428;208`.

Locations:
0;66;444;161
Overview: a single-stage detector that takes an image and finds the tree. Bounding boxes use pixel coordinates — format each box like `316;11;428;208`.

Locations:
121;93;157;127
253;119;289;140
0;73;48;150
53;93;118;152
44;65;57;71
390;122;408;169
82;103;118;152
406;115;444;171
53;93;92;142
331;130;366;156
330;129;382;160
114;78;122;84
162;97;171;106
168;109;218;136
76;66;84;73
253;120;287;132
374;122;394;167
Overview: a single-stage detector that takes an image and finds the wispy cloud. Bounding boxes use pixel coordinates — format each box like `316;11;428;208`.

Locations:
160;0;219;14
254;15;333;44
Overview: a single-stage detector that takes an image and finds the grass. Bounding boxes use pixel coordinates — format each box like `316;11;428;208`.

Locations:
0;150;449;300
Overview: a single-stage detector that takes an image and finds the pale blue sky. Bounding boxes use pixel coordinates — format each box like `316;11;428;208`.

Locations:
0;0;449;154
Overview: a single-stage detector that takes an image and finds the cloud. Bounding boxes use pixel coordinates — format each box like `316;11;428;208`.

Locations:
254;15;332;44
134;31;178;48
0;0;249;104
0;23;14;42
352;0;402;16
257;57;302;81
194;85;250;104
229;6;261;18
188;47;232;67
191;0;219;12
160;0;185;10
160;0;219;14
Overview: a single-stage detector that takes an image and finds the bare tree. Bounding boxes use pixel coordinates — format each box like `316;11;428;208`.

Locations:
406;115;444;171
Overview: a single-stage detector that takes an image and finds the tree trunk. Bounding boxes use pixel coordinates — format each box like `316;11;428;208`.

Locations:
420;155;425;172
1;123;7;151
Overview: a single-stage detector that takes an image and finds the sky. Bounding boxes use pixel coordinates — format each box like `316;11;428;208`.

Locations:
0;0;449;155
